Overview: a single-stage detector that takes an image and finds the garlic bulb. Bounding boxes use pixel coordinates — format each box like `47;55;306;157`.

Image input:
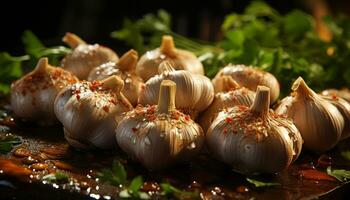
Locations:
320;94;350;140
54;75;133;149
206;86;303;174
212;64;280;103
11;57;78;126
198;76;255;132
138;61;214;118
136;35;204;81
321;88;350;103
276;77;344;152
116;80;204;170
88;49;143;106
61;32;119;80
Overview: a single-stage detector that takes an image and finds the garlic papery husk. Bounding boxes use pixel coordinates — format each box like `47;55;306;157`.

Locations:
116;80;204;170
11;57;78;126
138;61;214;119
320;94;350;140
212;64;280;103
321;88;350;103
206;86;303;174
54;75;133;149
275;77;344;152
136;35;204;81
61;32;119;80
198;76;256;132
88;49;143;106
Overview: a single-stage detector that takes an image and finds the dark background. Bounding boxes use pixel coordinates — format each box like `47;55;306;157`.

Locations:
0;0;349;55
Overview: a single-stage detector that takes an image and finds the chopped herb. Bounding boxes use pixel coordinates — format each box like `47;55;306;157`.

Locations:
119;176;151;199
340;151;350;161
160;182;200;200
246;178;280;187
97;160;127;186
327;167;350;182
42;172;69;183
0;134;22;154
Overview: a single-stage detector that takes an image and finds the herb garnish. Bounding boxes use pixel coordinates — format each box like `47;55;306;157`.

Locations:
326;167;350;182
246;178;281;187
42;172;70;183
0;134;22;154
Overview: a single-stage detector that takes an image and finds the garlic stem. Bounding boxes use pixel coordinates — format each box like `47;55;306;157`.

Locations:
292;77;316;98
101;75;124;93
221;75;240;91
158;80;176;114
160;35;176;57
250;86;270;116
158;61;176;74
34;57;50;73
63;32;86;48
118;49;138;71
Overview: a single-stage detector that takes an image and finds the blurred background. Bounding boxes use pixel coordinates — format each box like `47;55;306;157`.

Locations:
1;0;349;54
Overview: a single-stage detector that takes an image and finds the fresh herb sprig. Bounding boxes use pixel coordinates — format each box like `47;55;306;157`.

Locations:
246;177;281;187
0;134;22;154
42;172;70;183
327;167;350;182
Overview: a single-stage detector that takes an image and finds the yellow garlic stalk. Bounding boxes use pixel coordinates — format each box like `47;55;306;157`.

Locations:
11;57;78;126
116;80;204;170
136;35;204;81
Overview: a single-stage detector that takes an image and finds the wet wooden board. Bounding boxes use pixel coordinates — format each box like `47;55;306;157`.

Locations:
0;105;350;200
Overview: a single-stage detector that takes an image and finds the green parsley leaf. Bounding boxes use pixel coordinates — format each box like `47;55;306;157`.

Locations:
0;134;22;154
327;167;350;182
97;160;127;186
42;172;69;183
246;178;280;187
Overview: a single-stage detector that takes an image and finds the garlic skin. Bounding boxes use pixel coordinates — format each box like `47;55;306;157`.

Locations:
212;64;280;103
321;88;350;103
54;76;133;149
138;61;214;118
88;49;143;106
207;86;302;174
136;35;204;81
198;76;255;132
116;80;204;170
11;57;78;126
61;32;119;80
276;77;344;152
320;95;350;140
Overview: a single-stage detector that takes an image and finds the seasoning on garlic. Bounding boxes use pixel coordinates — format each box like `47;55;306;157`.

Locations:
54;75;133;149
61;32;119;80
136;35;204;81
206;86;303;174
212;64;280;103
116;80;204;170
11;57;78;126
138;61;214;119
87;49;143;106
198;76;256;132
321;88;350;103
276;77;344;152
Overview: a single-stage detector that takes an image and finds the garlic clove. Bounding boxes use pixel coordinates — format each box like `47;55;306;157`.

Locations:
87;49;143;106
136;35;204;81
116;80;204;170
61;32;119;80
276;77;344;152
212;64;280;103
138;61;214;119
11;57;78;126
321;88;350;103
54;75;133;149
206;86;302;174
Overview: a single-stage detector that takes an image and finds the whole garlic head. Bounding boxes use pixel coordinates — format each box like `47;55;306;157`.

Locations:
116;80;204;170
212;64;280;103
276;77;344;152
54;75;133;149
11;57;78;126
88;49;143;106
136;35;204;81
61;32;119;80
207;86;303;174
138;61;214;118
198;76;256;132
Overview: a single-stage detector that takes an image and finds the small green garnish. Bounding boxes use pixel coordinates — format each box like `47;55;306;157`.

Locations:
97;160;127;186
246;178;281;187
119;176;150;199
0;134;22;154
327;167;350;182
160;182;200;200
42;172;69;183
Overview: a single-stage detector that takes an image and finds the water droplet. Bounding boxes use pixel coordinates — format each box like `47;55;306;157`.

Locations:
187;142;196;150
125;78;132;84
144;137;151;146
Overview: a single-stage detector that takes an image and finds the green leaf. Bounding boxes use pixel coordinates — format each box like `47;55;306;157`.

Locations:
246;178;280;187
22;30;45;56
42;172;69;183
160;183;200;199
128;176;143;194
0;135;22;154
97;160;127;186
327;167;350;182
283;10;313;36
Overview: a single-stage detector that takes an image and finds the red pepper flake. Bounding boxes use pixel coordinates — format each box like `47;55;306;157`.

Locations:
184;115;190;121
223;127;228;134
225;117;233;123
141;84;146;90
76;94;81;100
132;127;138;132
331;94;338;100
90;80;101;91
102;105;110;113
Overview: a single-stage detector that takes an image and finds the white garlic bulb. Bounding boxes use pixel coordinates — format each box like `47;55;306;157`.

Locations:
212;64;280;103
136;35;204;81
61;32;119;80
88;49;143;106
207;86;303;174
198;76;255;132
320;95;350;140
276;77;344;152
54;75;133;149
138;61;214;118
116;80;204;170
11;57;78;126
321;88;350;103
